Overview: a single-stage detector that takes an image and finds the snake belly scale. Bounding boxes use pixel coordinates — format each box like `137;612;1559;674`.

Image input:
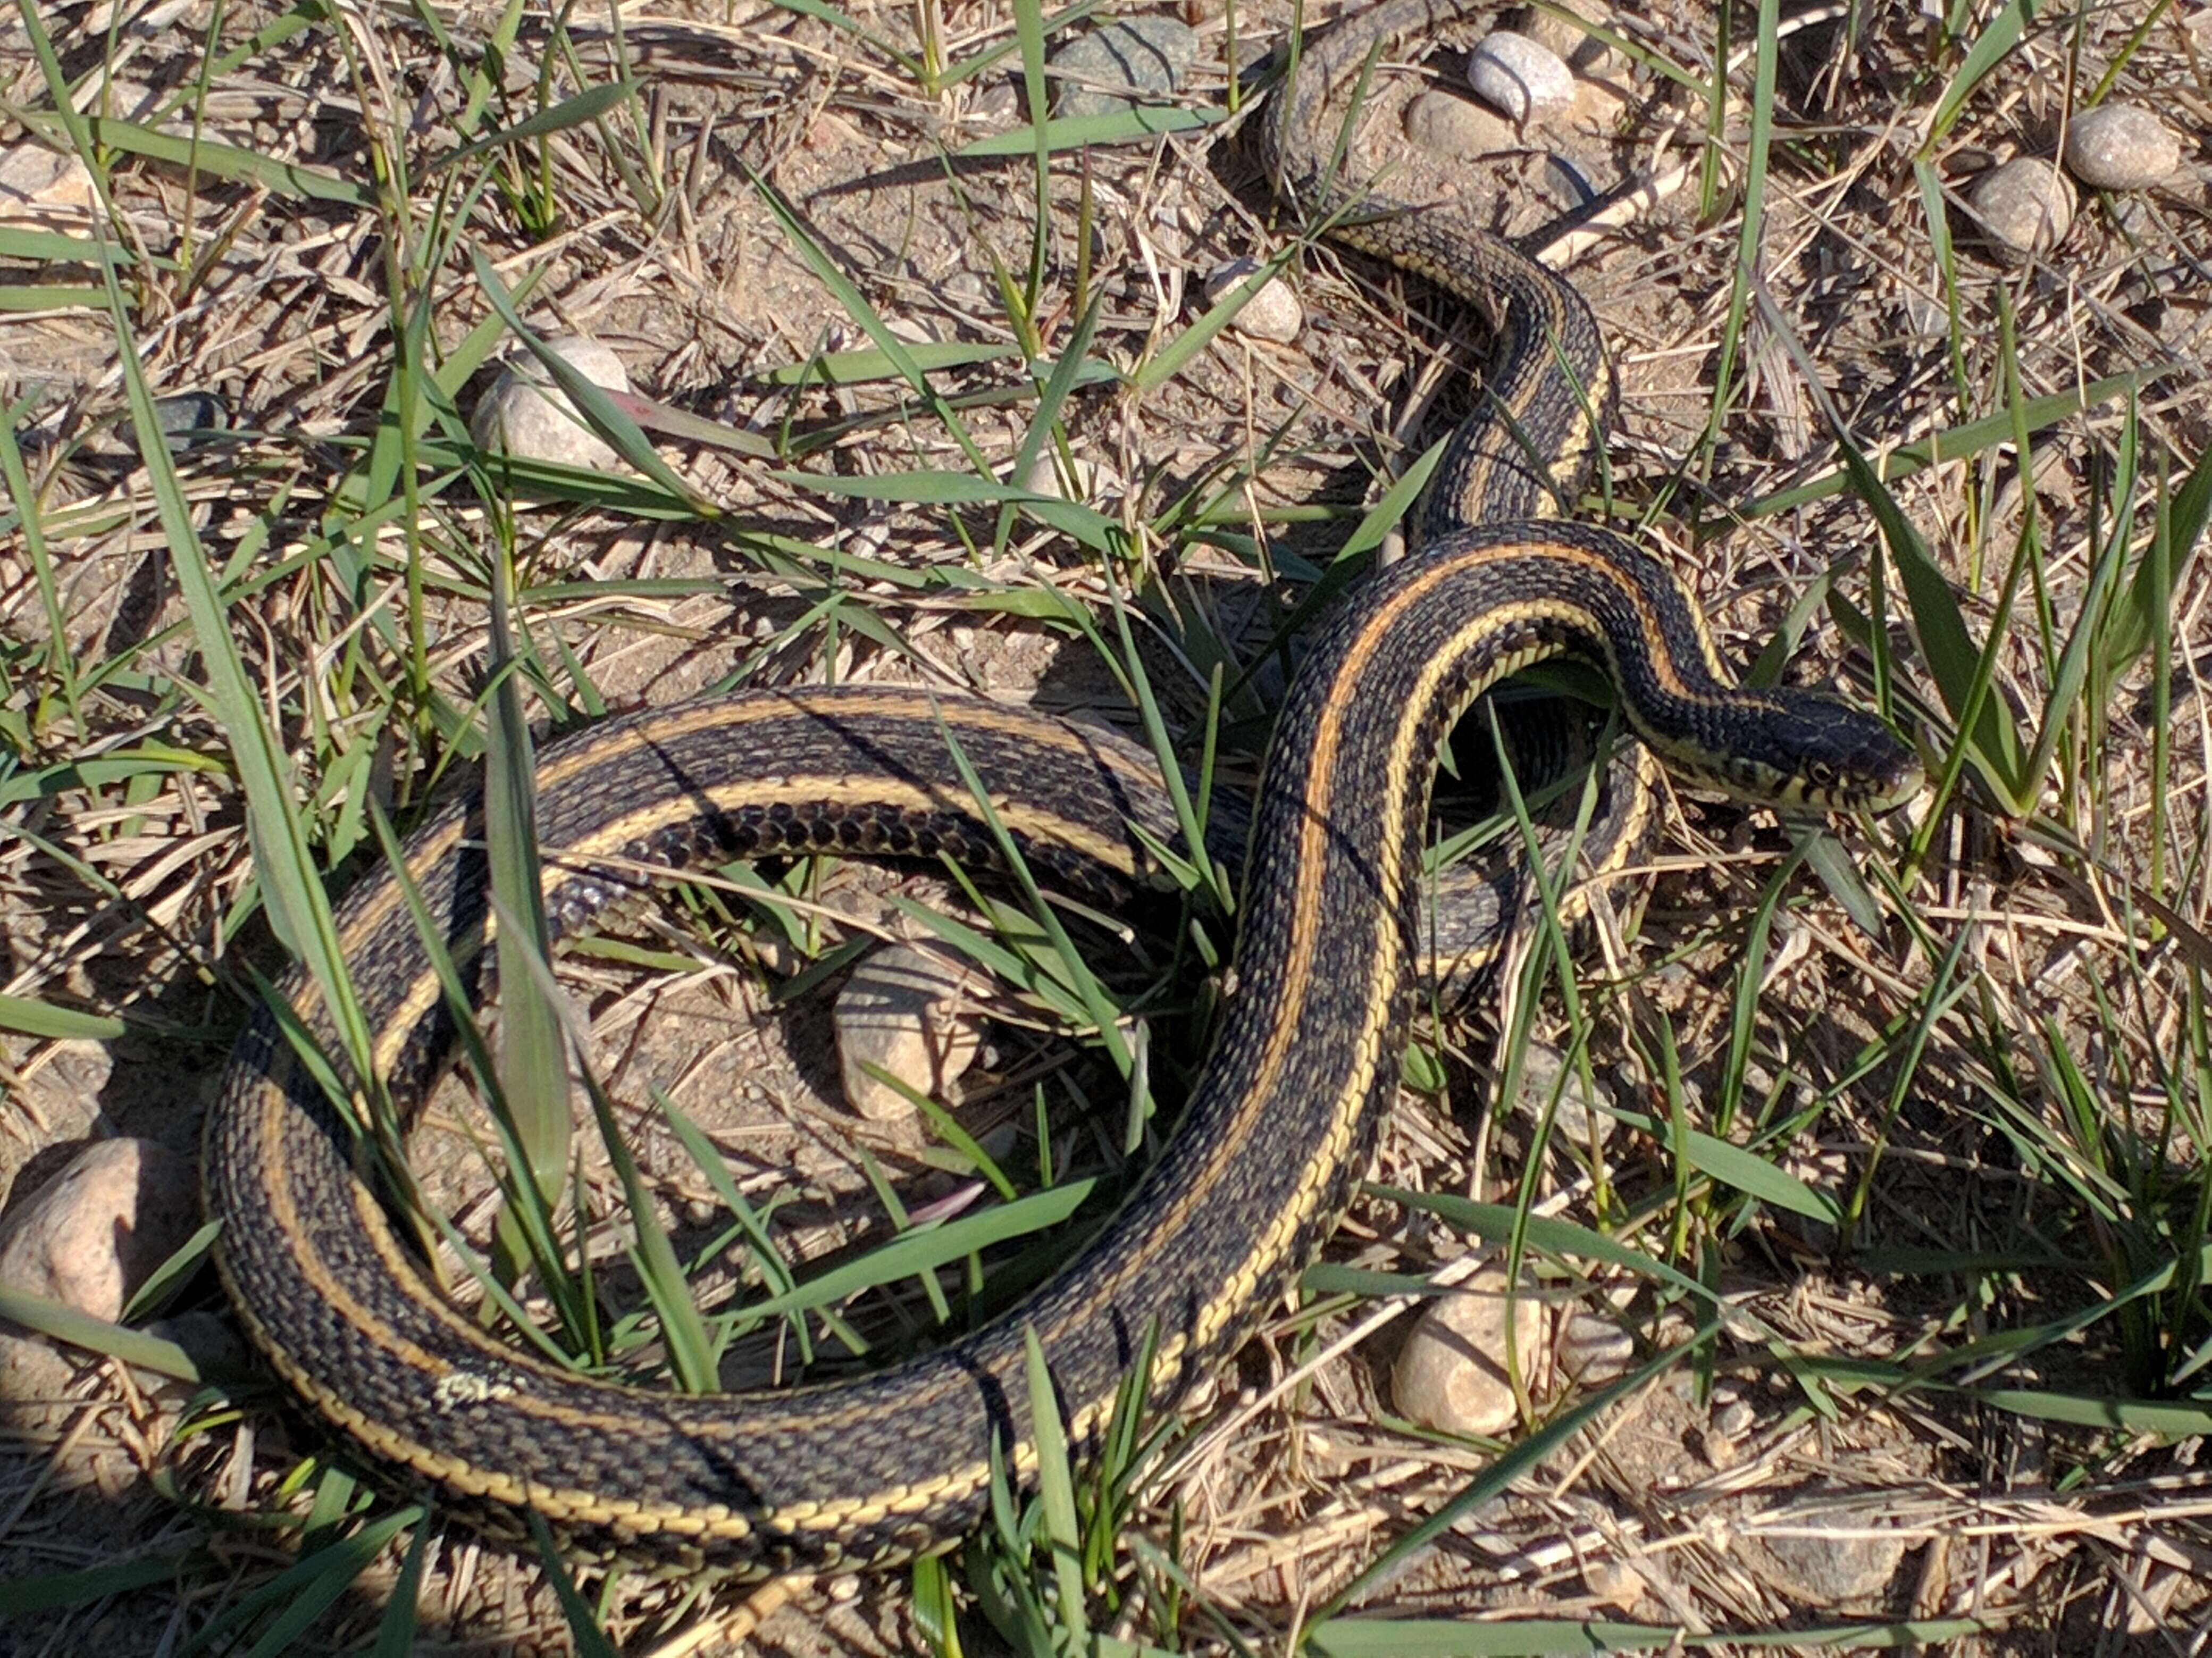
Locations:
204;0;1922;1580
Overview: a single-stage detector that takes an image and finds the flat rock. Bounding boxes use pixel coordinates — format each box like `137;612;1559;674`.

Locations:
1518;0;1619;73
0;143;97;227
1051;16;1196;119
2064;104;2181;190
0;1138;196;1323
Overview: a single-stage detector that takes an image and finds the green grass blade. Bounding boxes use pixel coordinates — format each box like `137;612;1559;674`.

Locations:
1021;1325;1090;1642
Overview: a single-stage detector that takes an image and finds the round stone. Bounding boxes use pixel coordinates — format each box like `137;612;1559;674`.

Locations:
1402;90;1518;163
1466;31;1574;124
470;335;632;468
1204;257;1303;343
1392;1263;1548;1437
1050;16;1197;119
2063;104;2181;191
1969;158;2074;258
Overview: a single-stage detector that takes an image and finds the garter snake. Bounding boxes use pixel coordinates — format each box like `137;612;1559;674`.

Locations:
205;0;1922;1580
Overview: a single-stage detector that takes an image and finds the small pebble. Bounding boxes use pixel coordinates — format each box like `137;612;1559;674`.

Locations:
1204;256;1303;343
1392;1264;1548;1437
471;336;631;469
0;1139;197;1324
834;942;987;1122
2063;104;2181;191
1969;158;2073;258
1466;31;1574;124
1050;16;1197;119
1402;90;1518;163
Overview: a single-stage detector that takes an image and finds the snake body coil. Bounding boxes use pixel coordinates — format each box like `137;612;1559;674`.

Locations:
205;0;1921;1579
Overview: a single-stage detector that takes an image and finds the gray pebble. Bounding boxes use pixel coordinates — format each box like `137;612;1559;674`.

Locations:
1051;16;1197;119
2064;104;2181;191
471;335;631;468
1969;158;2073;258
835;942;986;1121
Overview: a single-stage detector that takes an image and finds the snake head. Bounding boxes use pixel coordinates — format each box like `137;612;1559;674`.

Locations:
1658;693;1924;813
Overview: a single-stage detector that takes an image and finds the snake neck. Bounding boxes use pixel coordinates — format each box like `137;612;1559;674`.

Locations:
1261;0;1615;539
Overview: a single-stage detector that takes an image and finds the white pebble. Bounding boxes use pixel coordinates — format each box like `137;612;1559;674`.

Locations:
470;335;632;468
1392;1263;1548;1437
834;943;986;1122
1466;31;1574;124
1970;158;2073;258
1204;257;1303;343
2063;104;2181;191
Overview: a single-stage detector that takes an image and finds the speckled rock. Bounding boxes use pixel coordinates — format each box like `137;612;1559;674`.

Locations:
835;943;986;1121
471;335;631;469
0;1138;196;1323
1205;256;1303;343
1466;31;1573;123
1970;158;2073;258
2063;104;2181;190
1392;1263;1548;1436
1402;89;1518;162
1051;16;1196;119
